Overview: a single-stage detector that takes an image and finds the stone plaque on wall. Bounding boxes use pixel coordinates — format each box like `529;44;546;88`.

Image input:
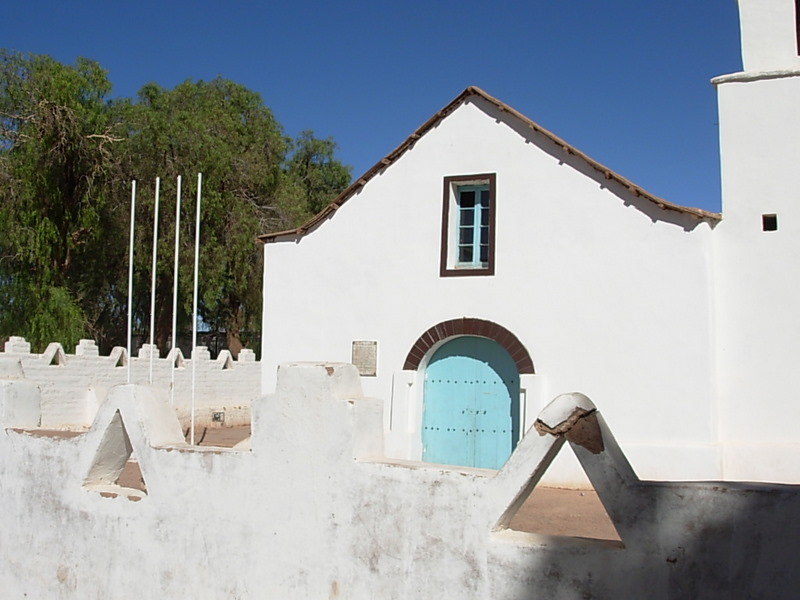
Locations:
351;341;377;376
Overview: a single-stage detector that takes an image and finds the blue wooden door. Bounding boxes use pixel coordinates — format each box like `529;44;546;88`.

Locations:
422;336;520;469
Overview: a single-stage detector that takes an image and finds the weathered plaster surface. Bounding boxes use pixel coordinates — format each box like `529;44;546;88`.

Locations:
1;363;798;598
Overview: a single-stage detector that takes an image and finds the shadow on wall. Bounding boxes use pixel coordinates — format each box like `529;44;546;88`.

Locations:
490;393;800;599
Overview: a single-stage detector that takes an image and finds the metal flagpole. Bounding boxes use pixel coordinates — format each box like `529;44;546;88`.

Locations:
191;173;202;445
148;177;161;385
171;175;182;405
127;180;137;384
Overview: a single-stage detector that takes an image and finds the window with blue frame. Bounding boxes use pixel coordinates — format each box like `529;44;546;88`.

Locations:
440;173;496;277
456;185;490;267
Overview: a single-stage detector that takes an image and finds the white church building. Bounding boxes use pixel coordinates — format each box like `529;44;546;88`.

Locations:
259;0;800;485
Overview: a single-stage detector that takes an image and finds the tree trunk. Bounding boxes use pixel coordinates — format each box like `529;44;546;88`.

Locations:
226;329;243;359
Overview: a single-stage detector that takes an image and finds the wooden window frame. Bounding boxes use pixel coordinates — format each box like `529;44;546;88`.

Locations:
440;173;496;277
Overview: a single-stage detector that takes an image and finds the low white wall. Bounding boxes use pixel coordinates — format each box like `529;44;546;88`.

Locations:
1;336;259;428
0;363;798;598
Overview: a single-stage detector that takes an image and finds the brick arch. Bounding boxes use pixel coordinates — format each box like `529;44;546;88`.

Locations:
402;318;535;374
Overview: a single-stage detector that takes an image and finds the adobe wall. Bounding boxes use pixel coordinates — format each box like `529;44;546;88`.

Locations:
1;336;259;428
0;362;798;599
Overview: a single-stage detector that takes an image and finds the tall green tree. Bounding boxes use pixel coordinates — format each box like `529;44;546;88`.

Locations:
0;51;125;351
120;78;350;356
285;131;351;218
0;53;351;355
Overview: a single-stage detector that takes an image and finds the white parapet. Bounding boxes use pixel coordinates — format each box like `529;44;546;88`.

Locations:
4;336;31;354
75;339;100;357
0;337;261;429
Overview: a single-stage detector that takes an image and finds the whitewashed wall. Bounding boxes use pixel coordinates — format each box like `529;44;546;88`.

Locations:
260;1;800;485
0;363;798;599
2;336;259;428
737;0;800;72
262;96;717;484
713;21;800;482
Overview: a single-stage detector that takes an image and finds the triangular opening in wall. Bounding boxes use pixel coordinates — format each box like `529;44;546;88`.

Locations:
111;348;128;368
83;410;147;499
497;443;622;546
45;343;66;366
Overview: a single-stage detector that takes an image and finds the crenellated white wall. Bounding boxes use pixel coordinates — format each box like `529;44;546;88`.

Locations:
0;363;799;599
1;336;259;428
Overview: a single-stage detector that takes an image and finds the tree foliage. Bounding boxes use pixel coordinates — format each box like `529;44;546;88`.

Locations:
0;51;124;351
286;131;351;217
0;51;350;354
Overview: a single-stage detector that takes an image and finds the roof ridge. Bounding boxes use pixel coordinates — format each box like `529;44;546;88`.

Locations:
259;87;719;242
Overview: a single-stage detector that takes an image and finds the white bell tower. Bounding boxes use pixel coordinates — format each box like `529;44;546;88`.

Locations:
738;0;800;72
715;0;800;224
712;0;800;482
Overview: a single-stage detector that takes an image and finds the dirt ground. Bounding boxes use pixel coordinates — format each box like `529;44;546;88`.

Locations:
509;486;620;541
27;425;620;541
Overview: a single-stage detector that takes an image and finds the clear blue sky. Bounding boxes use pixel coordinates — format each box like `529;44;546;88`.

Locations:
6;1;742;213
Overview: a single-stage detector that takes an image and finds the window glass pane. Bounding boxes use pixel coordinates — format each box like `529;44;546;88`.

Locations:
446;178;493;271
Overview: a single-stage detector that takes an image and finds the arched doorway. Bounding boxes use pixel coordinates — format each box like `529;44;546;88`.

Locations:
421;336;520;469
